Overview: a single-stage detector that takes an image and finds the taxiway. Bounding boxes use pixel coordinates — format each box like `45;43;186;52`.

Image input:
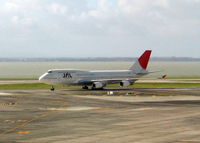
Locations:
0;88;200;143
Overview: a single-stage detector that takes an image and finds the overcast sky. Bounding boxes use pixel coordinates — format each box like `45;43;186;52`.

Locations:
0;0;199;57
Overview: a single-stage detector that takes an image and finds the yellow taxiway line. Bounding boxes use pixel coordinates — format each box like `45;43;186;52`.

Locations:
0;100;67;137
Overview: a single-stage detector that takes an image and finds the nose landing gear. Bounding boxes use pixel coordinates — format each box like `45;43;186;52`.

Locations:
50;86;55;91
82;85;89;90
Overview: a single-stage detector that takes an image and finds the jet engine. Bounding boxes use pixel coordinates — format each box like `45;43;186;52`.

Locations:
92;82;105;89
120;80;133;87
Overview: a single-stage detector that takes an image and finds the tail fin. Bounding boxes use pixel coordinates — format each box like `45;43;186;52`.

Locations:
129;50;152;72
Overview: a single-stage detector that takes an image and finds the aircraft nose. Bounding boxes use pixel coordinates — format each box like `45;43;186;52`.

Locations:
39;75;43;81
39;73;47;82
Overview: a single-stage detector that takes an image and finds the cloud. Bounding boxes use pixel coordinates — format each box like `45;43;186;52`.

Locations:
11;16;36;26
3;1;19;12
11;16;19;23
1;0;40;13
0;0;199;57
46;3;67;15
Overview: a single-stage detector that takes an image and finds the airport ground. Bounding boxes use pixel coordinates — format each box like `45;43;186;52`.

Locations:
1;78;200;90
0;83;200;143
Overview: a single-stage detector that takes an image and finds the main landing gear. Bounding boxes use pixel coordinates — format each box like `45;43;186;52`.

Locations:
91;87;104;90
82;85;89;90
50;86;55;91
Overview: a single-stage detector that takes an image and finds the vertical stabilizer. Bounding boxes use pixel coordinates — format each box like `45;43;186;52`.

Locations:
129;50;152;73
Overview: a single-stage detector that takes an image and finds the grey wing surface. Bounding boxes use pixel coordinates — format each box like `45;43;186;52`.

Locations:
77;79;138;85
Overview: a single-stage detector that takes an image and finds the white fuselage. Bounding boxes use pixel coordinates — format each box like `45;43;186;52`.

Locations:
39;69;147;86
39;50;152;89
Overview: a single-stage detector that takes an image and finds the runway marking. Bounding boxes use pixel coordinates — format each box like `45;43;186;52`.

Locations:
131;90;184;97
18;130;30;136
0;100;67;137
0;92;13;96
4;120;28;124
17;120;28;123
4;120;15;123
1;102;18;106
91;107;109;111
44;106;106;111
131;107;153;111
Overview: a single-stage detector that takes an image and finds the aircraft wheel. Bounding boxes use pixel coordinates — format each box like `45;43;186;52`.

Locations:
50;86;55;91
82;85;89;90
98;87;104;90
91;87;103;90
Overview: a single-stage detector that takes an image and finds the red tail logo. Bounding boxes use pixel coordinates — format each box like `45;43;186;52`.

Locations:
162;75;167;79
138;50;152;69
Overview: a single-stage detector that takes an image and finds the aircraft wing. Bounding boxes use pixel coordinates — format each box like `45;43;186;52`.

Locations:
77;73;167;85
77;78;138;85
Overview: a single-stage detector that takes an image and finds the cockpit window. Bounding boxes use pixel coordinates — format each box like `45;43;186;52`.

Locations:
48;70;52;73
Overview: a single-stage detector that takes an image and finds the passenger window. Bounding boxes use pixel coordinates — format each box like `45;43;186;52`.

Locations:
48;70;52;73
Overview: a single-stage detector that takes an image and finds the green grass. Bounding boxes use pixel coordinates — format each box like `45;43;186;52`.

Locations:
0;83;82;89
166;77;200;79
0;83;66;89
0;83;50;89
0;83;200;89
133;83;200;88
0;78;37;80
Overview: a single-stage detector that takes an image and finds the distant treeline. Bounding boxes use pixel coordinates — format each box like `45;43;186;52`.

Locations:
0;57;200;62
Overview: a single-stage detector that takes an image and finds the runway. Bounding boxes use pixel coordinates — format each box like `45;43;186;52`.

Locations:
0;88;200;143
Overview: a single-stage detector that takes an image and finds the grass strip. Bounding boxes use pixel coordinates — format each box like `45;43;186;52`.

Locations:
133;83;200;88
165;77;200;79
0;78;38;80
0;83;200;89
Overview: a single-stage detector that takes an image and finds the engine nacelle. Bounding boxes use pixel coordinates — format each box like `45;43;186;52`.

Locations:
120;80;133;87
92;82;105;89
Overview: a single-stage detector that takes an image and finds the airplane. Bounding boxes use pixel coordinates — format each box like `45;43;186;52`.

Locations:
39;50;152;91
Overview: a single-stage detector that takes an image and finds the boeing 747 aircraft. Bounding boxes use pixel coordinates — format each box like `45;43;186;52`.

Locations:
39;50;152;91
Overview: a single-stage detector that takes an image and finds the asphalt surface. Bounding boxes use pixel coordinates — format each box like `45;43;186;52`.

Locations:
0;88;200;143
